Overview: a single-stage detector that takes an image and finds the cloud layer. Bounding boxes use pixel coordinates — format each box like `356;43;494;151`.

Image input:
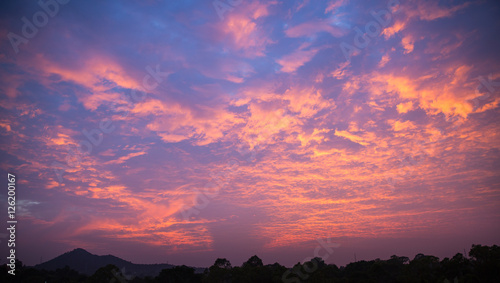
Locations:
0;0;499;267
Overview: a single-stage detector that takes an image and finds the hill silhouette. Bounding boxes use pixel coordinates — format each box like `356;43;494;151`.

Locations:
34;248;203;277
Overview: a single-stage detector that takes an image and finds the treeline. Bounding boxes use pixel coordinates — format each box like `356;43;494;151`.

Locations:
1;244;499;282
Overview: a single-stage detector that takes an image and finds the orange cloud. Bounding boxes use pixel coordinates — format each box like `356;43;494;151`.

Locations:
378;53;390;67
382;20;407;39
283;86;333;118
0;121;12;132
366;68;479;118
401;35;415;54
140;99;243;145
390;119;417;132
397;101;414;113
221;2;274;57
335;129;370;146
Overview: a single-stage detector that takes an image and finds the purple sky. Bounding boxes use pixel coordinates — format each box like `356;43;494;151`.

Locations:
0;0;499;268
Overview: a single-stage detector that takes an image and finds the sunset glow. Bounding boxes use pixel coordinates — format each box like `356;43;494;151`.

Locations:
0;0;499;268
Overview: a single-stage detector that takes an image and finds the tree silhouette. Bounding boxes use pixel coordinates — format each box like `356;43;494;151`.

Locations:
214;258;231;269
86;264;121;282
243;255;263;268
156;265;200;283
205;258;232;283
469;244;500;281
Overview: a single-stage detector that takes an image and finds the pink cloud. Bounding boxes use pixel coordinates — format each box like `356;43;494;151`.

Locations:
285;19;344;38
277;46;320;73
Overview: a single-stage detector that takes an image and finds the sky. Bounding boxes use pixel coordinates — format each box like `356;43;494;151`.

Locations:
0;0;499;268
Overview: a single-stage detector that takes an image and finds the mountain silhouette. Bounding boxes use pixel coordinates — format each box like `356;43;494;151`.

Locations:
34;248;203;277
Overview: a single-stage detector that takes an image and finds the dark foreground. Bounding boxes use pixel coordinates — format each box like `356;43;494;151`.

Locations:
1;244;499;282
